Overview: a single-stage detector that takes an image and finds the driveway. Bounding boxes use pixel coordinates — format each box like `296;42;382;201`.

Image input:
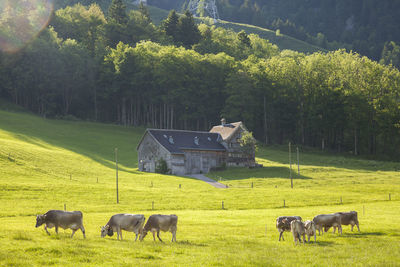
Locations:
186;174;228;188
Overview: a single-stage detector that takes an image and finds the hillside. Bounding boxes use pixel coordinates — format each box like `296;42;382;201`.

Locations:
0;110;399;265
144;4;325;54
148;0;400;65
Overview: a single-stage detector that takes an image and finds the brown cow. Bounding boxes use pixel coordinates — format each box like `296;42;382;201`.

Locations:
35;210;86;238
313;213;342;235
303;220;317;242
329;211;360;233
101;214;145;241
276;216;302;241
139;214;178;242
291;220;306;245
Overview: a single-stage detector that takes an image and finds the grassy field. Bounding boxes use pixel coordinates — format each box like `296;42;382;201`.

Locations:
0;109;399;266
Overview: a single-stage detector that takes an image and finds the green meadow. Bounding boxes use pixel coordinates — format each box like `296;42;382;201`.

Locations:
0;109;399;266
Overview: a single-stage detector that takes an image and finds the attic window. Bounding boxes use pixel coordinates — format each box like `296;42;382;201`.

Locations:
168;136;174;144
207;137;211;141
194;136;199;145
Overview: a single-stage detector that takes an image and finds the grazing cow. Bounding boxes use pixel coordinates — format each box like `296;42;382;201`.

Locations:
35;210;85;238
329;211;360;233
276;216;302;241
313;213;342;235
303;220;317;242
139;214;178;242
291;219;306;245
101;214;145;241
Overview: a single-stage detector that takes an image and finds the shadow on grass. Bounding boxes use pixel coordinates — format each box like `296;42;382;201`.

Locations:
208;166;311;181
257;145;400;172
343;232;386;238
0;111;145;171
309;240;334;247
176;240;208;247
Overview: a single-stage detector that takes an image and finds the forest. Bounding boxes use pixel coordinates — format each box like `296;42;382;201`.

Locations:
150;0;400;67
0;0;399;159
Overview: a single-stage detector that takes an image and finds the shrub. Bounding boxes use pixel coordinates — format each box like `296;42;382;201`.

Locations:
155;158;169;174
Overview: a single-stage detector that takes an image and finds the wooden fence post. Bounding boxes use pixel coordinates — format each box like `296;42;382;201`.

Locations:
289;142;293;188
64;204;66;211
222;201;224;210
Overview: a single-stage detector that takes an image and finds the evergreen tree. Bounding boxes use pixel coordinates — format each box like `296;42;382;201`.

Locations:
177;10;201;48
162;10;179;43
380;41;400;68
138;2;151;24
108;0;128;25
238;30;251;47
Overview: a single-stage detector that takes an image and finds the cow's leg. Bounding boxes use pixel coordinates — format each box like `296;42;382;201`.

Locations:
314;233;316;242
80;226;86;239
55;225;59;234
302;233;305;244
134;231;138;242
119;229;123;240
279;231;284;241
156;230;163;242
307;234;310;243
356;223;360;232
333;226;336;234
171;231;176;242
71;229;77;238
292;232;297;245
171;226;177;242
338;225;342;235
152;231;156;241
44;225;50;235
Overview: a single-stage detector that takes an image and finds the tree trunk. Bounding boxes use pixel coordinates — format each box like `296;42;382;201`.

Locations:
263;95;268;144
170;105;174;129
354;127;358;155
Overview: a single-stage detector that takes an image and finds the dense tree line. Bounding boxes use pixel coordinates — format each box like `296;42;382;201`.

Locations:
0;2;399;159
149;0;400;68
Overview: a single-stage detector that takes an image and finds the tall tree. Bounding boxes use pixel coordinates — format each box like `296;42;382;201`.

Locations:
162;10;179;43
177;10;201;48
108;0;128;25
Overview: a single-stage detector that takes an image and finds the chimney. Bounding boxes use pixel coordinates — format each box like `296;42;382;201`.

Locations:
221;118;226;126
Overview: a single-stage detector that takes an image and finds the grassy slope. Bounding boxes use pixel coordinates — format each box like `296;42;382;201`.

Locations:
0;109;399;266
144;5;325;54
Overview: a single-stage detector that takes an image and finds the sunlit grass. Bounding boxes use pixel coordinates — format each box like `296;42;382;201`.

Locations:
0;110;399;266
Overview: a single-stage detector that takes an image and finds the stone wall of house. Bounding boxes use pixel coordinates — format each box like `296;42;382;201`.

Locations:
138;132;171;172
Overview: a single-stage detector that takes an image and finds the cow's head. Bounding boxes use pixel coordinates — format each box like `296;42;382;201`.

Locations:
35;214;46;228
304;220;315;230
100;225;113;238
139;229;148;241
277;218;289;229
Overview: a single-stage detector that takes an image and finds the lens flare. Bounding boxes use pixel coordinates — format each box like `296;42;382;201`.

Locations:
0;0;53;53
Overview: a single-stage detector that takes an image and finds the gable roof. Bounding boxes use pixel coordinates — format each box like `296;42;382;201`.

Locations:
209;122;243;141
139;129;226;155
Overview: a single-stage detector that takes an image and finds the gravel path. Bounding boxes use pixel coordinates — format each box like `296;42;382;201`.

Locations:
186;174;228;188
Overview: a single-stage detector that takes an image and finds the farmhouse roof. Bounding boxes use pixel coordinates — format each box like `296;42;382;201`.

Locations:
209;121;243;141
140;129;226;154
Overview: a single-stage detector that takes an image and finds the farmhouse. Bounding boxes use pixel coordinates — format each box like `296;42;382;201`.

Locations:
137;119;255;175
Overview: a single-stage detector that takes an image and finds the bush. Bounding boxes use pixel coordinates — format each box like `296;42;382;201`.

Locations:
155;158;170;174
